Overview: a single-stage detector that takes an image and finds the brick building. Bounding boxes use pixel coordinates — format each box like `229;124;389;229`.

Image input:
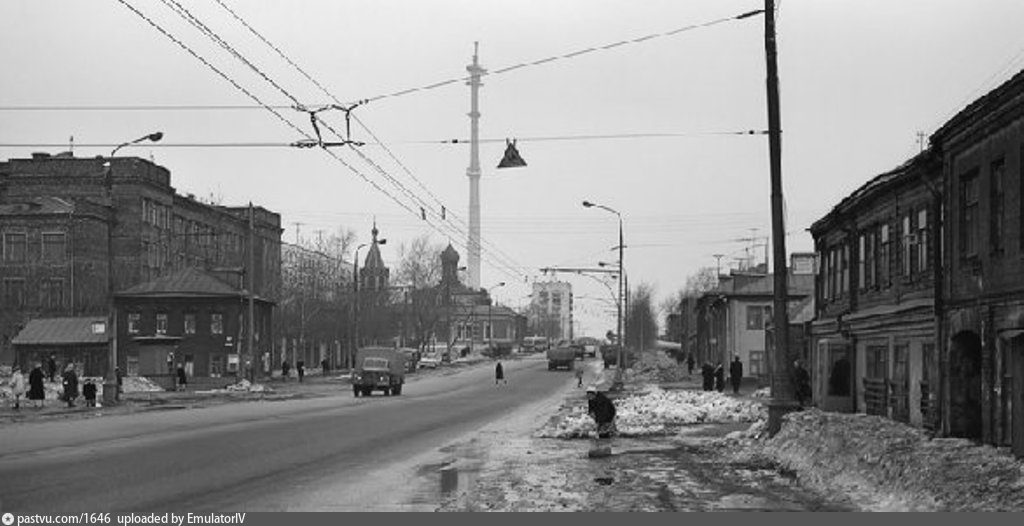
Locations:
932;69;1024;455
0;152;282;376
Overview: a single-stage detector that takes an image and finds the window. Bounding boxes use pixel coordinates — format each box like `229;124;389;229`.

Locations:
127;313;141;334
749;350;765;377
917;209;929;272
990;159;1005;253
211;313;224;335
3;278;26;307
3;233;27;262
857;235;866;290
879;224;891;286
840;244;849;294
902;214;914;276
156;313;168;335
41;232;66;262
960;170;979;257
184;313;196;335
210;354;225;377
40;278;64;309
746;305;770;330
866;344;888;380
864;230;875;288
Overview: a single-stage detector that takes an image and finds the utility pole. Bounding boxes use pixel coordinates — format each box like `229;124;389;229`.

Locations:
248;202;256;381
763;0;796;435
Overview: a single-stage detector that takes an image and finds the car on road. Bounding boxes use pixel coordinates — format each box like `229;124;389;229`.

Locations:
418;353;442;369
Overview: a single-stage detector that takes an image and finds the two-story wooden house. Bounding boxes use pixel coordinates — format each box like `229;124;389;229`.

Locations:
809;151;942;428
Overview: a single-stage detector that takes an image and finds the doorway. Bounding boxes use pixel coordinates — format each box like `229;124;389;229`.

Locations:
949;331;983;440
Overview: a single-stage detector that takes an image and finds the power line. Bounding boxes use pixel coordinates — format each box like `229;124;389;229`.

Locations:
122;0;528;284
201;0;531;282
0;8;765;112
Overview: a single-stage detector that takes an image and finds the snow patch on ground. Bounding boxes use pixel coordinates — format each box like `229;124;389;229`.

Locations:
537;386;766;439
722;409;1024;512
196;379;273;394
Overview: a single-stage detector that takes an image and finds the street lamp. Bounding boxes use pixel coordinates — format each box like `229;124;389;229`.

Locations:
582;200;625;384
103;131;163;405
353;238;385;358
487;281;506;351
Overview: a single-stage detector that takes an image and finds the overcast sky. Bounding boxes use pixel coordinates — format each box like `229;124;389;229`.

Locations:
3;0;1024;337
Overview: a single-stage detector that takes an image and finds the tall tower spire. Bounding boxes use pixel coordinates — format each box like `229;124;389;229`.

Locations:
466;41;485;290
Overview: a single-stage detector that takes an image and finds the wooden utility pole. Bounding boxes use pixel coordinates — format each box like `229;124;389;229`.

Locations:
764;0;797;435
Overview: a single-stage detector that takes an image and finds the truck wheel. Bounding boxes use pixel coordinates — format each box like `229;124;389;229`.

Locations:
363;387;372;396
393;385;402;395
353;385;360;397
383;388;391;396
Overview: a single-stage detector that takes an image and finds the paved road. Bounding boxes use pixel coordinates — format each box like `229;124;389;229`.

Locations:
0;356;575;512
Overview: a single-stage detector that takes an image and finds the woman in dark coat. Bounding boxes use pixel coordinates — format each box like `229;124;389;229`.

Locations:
28;363;46;408
61;363;79;407
713;362;725;392
494;361;506;385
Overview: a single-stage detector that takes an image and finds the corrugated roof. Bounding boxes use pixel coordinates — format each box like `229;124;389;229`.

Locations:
117;267;240;297
12;317;109;346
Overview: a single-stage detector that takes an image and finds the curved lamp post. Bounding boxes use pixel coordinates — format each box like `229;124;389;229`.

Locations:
582;200;624;381
104;132;163;405
487;281;506;351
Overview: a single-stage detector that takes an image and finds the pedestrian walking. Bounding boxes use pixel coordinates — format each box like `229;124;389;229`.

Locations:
281;360;290;381
730;355;744;395
82;379;97;408
9;364;26;410
686;353;695;377
61;363;79;408
176;363;187;391
321;358;330;376
28;362;45;408
494;361;506;385
586;386;617;438
297;360;305;383
700;362;714;391
115;367;124;396
714;361;725;392
46;355;57;383
574;363;585;388
793;359;812;407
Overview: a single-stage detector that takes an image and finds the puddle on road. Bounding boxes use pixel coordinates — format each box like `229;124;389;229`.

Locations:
408;445;485;508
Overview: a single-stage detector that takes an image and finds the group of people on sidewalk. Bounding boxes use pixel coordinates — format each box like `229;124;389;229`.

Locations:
6;356;109;410
697;356;745;394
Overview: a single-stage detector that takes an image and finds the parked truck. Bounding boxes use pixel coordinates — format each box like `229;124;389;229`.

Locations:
546;345;576;370
352;347;406;396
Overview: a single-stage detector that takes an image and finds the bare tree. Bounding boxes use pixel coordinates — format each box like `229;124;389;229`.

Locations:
626;282;658;352
394;235;443;288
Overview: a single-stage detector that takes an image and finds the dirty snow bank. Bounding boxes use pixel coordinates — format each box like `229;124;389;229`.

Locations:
725;409;1024;511
538;386;766;439
196;379;273;394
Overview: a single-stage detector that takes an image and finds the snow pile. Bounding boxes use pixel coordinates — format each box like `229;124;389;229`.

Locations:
627;351;689;383
224;379;272;393
539;387;766;439
747;409;1024;511
122;376;165;393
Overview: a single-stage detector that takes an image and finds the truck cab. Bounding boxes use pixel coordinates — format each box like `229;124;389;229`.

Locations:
352;347;406;396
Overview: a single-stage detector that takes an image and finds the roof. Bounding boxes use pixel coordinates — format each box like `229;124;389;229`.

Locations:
731;273;815;297
932;67;1024;144
12;317;109;346
117;267;241;298
808;150;937;235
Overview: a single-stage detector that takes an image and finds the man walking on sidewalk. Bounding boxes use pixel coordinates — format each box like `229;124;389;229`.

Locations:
730;355;744;394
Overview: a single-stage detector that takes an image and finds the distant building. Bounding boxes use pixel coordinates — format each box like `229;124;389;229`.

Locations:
0;152;282;373
528;280;573;342
695;254;815;376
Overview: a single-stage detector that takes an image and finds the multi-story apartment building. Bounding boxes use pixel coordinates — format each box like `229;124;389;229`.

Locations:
0;152;282;376
529;280;573;342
